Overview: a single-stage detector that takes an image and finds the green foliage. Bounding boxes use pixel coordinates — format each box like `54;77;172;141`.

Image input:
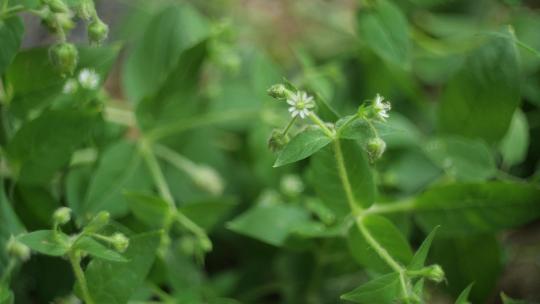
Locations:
0;16;23;75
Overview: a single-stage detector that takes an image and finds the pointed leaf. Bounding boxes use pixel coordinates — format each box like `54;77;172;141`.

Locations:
274;129;332;167
409;226;439;271
125;192;170;228
341;273;401;304
17;230;70;256
455;283;474;304
74;237;127;262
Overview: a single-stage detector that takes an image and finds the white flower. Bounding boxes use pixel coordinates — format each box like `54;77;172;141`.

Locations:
62;78;78;94
287;91;315;119
78;68;100;89
372;94;391;121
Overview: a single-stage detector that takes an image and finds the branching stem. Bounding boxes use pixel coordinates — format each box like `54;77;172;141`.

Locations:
68;251;94;304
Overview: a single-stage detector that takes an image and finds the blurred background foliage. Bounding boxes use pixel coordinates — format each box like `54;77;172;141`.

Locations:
2;0;540;303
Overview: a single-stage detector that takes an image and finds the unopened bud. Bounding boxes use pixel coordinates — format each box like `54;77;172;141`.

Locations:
366;137;386;162
192;165;224;196
267;84;289;100
6;236;30;261
423;264;445;283
76;0;95;20
111;233;129;253
53;207;72;225
268;129;289;152
280;174;304;196
87;18;109;45
49;42;78;76
84;211;110;233
44;0;69;13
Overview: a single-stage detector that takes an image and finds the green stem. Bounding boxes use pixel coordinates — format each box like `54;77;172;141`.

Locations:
363;199;416;216
153;144;199;178
103;106;136;127
281;116;297;136
68;251;94;304
308;112;334;138
139;139;175;207
175;212;212;251
0;258;15;285
336;113;359;136
333;139;362;214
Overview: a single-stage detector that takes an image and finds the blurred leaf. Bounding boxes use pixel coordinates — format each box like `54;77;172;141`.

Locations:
499;109;529;167
7;109;99;185
0;16;24;76
414;182;540;237
385;150;442;193
455;283;474;304
123;3;209;103
14;185;60;230
308;140;375;218
228;204;310;247
85;231;161;304
82;141;151;220
18;230;70;256
274;129;332;167
357;0;411;68
501;292;530;304
439;28;520;144
348;215;413;273
340;272;401;304
125;192;170;228
425;136;496;181
74;237;127;262
179;199;237;231
408;226;439;271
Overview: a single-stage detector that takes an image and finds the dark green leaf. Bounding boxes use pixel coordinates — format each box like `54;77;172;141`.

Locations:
357;0;411;68
17;230;70;256
227;204;310;247
85;231;162;304
348;215;413;273
74;237;127;262
409;226;439;271
340;273;401;304
274;129;332;167
439;28;520;144
125;192;170;228
308;140;376;218
7;110;99;185
414;182;540;236
0;16;24;76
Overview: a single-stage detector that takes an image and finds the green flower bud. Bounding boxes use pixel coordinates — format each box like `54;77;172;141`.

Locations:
366;137;386;162
280;174;304;196
49;43;78;76
267;84;290;100
76;0;95;20
111;233;129;253
6;236;30;261
268;129;289;152
84;211;110;233
87;18;109;45
423;264;445;283
43;0;69;13
192;165;224;196
53;207;72;225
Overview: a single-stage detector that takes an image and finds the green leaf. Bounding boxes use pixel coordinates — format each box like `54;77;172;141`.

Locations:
125;192;170;228
408;226;439;271
227;204;310;247
179;199;237;231
501;292;529;304
308;140;376;218
340;273;401;304
0;16;24;76
74;237;127;262
499;109;529;167
82;141;151;220
439;28;520;144
414;182;540;236
0;184;25;237
424;136;496;181
0;288;14;304
357;0;411;68
17;230;70;256
7;110;99;185
348;215;413;273
85;231;162;304
274;129;332;167
455;283;474;304
123;3;209;103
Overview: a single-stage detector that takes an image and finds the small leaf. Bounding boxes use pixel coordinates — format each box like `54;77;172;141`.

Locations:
0;16;24;75
499;110;529;167
340;272;401;304
274;129;332;167
455;283;474;304
348;215;413;273
125;192;170;228
357;0;411;68
74;237;127;262
227;204;310;247
85;231;162;304
500;292;529;304
17;230;70;256
408;226;439;271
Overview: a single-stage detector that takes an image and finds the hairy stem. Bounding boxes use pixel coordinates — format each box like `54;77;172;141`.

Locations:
308;112;335;138
333;139;362;214
68;251;94;304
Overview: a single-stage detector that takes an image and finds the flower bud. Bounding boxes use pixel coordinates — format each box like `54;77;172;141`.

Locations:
192;165;224;196
422;264;445;283
111;233;129;253
87;18;109;45
267;84;289;100
49;43;78;76
84;211;110;233
76;0;95;20
43;0;69;13
53;207;72;225
268;129;289;152
280;174;304;196
6;236;30;262
366;137;386;162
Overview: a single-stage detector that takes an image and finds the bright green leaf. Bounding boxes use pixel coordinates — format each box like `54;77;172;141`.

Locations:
74;237;127;262
17;230;70;256
499;110;529;167
409;226;439;271
501;292;529;304
274;129;332;167
340;272;401;304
